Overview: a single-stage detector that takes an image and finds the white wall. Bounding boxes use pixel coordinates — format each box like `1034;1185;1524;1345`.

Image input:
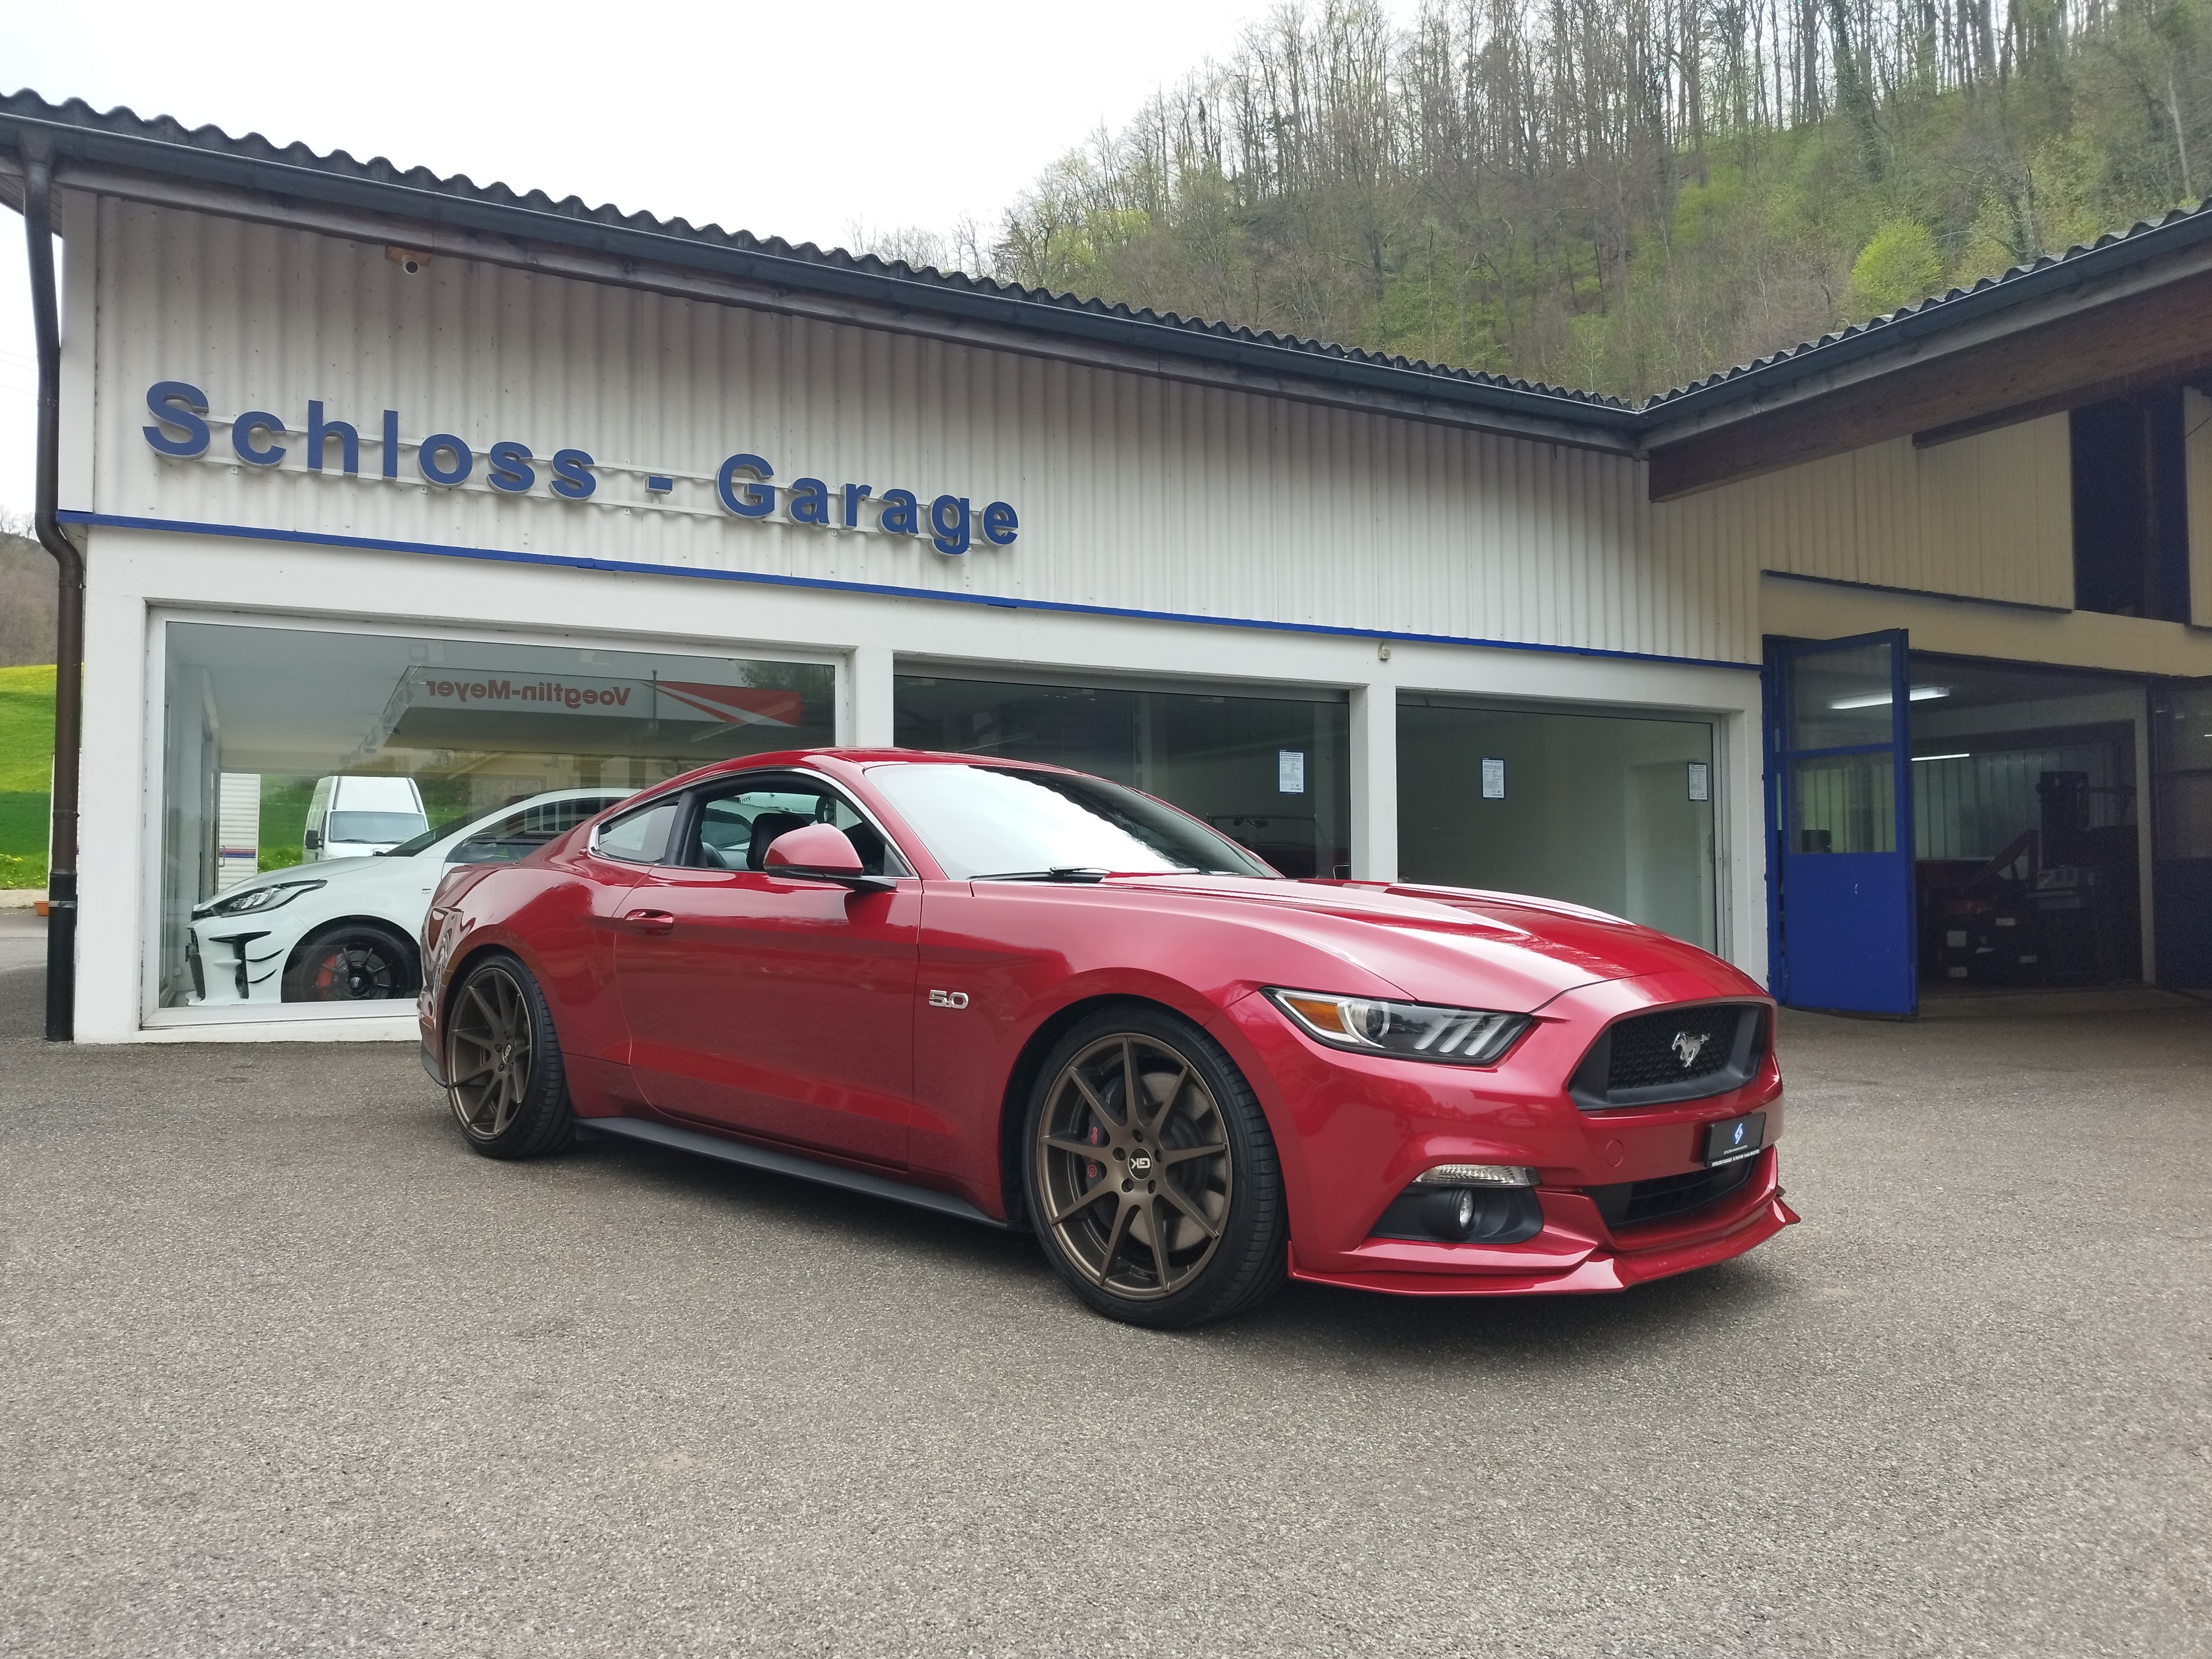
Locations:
85;197;1754;668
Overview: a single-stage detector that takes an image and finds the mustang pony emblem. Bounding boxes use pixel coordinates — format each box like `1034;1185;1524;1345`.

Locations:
1671;1031;1709;1068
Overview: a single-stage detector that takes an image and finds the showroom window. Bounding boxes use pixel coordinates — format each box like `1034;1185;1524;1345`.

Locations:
892;674;1350;878
1398;697;1719;949
156;619;834;1015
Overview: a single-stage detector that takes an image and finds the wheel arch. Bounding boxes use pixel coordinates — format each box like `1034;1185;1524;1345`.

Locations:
281;914;424;995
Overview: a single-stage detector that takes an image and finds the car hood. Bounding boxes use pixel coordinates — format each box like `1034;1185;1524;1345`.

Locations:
1104;874;1755;1008
197;854;400;912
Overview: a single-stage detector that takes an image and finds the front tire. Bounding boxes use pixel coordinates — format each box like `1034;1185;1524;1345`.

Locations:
444;954;575;1160
1023;1004;1288;1328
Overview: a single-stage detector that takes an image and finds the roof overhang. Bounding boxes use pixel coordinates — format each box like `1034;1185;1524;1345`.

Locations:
1640;214;2212;499
0;96;1641;457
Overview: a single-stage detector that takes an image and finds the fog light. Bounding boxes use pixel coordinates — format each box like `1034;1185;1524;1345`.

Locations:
1413;1162;1536;1187
1426;1187;1479;1238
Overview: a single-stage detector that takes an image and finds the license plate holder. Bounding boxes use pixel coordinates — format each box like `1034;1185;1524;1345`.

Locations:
1702;1111;1766;1167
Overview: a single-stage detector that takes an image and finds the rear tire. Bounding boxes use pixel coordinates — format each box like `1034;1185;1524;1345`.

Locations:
283;921;419;1003
444;954;575;1160
1022;1004;1288;1329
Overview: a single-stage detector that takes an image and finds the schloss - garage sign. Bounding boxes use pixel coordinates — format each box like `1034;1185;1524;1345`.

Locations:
140;380;1019;557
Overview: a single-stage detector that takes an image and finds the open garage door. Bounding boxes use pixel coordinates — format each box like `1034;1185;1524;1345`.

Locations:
1768;632;1917;1015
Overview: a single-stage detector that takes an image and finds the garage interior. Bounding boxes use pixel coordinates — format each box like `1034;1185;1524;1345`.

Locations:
1908;655;2149;992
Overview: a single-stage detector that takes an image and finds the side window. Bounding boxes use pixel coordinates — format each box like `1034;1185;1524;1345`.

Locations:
592;797;679;865
678;778;910;877
449;796;620;865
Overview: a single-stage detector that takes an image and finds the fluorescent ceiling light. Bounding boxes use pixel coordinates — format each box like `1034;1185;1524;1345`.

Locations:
1828;686;1952;710
1912;752;1970;762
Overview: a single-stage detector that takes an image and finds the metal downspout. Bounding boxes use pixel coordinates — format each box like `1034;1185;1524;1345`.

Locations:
20;133;84;1041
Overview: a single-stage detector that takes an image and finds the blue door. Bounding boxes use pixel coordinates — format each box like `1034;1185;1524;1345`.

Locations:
1767;631;1917;1015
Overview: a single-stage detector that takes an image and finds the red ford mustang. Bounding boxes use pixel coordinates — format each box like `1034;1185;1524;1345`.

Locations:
420;749;1795;1327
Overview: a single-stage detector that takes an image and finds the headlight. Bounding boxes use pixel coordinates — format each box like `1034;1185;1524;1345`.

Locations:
1264;988;1529;1066
195;879;325;918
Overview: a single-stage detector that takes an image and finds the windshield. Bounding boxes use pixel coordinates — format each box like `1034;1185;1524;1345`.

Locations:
382;812;474;858
869;763;1277;880
326;810;429;845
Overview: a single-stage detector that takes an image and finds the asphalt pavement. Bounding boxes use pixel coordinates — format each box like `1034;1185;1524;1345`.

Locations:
2;953;2207;1657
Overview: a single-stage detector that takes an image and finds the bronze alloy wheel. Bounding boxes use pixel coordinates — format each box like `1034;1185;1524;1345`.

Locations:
1034;1031;1235;1300
447;963;536;1141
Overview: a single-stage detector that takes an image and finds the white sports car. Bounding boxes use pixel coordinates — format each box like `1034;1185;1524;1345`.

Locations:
186;787;631;1005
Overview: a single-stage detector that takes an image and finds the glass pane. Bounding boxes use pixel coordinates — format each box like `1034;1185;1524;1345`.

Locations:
868;763;1275;880
446;797;618;865
593;800;679;865
1396;702;1717;949
1788;753;1896;853
893;676;1349;879
2157;773;2212;859
1787;641;1897;751
160;622;834;1013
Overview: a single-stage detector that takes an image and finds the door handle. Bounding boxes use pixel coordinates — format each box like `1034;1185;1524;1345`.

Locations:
624;909;676;935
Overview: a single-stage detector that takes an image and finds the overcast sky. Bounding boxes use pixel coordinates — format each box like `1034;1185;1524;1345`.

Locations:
0;0;1426;521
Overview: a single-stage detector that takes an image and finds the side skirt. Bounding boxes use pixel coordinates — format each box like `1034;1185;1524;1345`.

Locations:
581;1115;1008;1229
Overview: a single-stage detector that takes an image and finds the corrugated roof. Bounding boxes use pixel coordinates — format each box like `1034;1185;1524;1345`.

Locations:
5;88;2211;435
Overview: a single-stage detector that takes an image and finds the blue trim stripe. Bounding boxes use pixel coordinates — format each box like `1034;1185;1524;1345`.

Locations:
61;509;1759;672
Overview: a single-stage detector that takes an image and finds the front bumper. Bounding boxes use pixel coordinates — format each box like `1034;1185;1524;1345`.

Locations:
1219;973;1798;1296
1288;1146;1796;1296
185;919;289;1004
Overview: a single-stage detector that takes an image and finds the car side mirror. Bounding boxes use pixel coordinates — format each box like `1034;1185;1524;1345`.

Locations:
303;828;322;850
762;823;894;893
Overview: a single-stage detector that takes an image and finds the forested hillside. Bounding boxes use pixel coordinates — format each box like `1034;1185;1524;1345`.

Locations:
873;0;2211;399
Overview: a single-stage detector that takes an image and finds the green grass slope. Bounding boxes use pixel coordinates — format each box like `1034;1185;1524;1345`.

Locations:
0;664;55;888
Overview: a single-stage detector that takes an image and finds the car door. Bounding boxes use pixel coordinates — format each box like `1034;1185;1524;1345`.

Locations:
614;773;920;1167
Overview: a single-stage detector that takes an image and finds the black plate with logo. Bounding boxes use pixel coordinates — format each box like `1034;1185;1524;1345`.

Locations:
1701;1110;1765;1167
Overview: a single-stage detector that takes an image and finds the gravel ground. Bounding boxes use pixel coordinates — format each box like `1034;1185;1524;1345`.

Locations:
2;961;2207;1657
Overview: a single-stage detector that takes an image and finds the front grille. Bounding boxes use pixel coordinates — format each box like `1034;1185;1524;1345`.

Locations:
1569;1001;1765;1110
1608;1006;1741;1091
1584;1159;1755;1230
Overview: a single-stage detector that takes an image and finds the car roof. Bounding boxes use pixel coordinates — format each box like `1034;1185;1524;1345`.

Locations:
669;748;1088;780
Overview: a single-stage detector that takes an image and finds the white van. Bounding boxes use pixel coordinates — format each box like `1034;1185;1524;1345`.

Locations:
302;775;429;861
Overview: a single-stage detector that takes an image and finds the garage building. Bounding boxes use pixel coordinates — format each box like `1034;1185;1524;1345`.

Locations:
1;91;2208;1040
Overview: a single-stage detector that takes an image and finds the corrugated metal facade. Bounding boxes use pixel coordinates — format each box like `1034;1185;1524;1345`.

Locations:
1657;419;2076;612
88;199;1757;666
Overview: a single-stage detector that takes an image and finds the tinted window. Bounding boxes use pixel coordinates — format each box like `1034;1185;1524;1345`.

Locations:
326;810;429;844
594;799;680;865
681;778;909;877
448;796;625;864
868;764;1276;880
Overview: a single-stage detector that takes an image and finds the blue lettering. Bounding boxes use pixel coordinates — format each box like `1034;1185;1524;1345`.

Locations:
551;448;596;499
232;411;286;467
789;477;830;525
487;440;536;493
143;382;210;457
717;453;775;518
930;494;971;556
419;434;472;486
981;500;1018;546
306;400;358;474
842;483;872;527
382;410;400;478
879;488;919;536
